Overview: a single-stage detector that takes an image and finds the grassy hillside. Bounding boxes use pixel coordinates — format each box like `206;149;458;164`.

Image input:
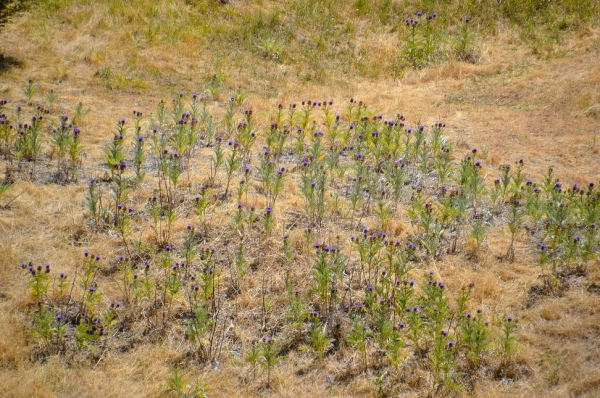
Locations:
1;1;600;397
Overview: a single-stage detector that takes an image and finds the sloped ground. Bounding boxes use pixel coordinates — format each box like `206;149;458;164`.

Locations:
1;3;600;397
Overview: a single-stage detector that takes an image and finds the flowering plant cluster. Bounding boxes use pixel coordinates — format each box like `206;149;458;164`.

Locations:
6;90;596;394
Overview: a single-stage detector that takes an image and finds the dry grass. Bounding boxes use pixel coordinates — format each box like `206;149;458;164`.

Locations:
1;1;600;397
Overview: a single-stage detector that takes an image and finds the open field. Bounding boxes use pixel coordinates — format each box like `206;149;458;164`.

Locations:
1;1;600;397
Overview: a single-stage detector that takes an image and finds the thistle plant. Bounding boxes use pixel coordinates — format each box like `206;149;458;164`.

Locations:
55;271;69;298
349;153;368;222
132;111;146;182
51;114;83;182
373;189;391;230
284;282;309;337
434;145;454;188
181;225;197;276
163;365;210;398
131;261;154;302
470;212;488;255
262;206;275;239
259;337;282;388
77;251;102;318
21;262;51;300
265;120;288;159
496;316;518;369
194;185;212;230
185;303;214;360
283;234;294;265
73;102;91;126
22;79;39;102
223;139;241;197
210;136;225;184
300;164;328;227
29;305;66;347
506;198;525;261
414;200;444;258
258;149;286;208
310;243;345;322
420;275;450;344
15;111;44;176
351;229;384;286
459;309;491;368
402;13;440;68
498;163;512;201
307;313;334;361
233;242;248;286
44;89;58;110
347;317;371;372
429;335;461;393
456;17;475;61
75;318;103;349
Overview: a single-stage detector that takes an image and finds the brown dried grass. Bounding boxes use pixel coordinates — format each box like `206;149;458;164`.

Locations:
0;6;600;398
